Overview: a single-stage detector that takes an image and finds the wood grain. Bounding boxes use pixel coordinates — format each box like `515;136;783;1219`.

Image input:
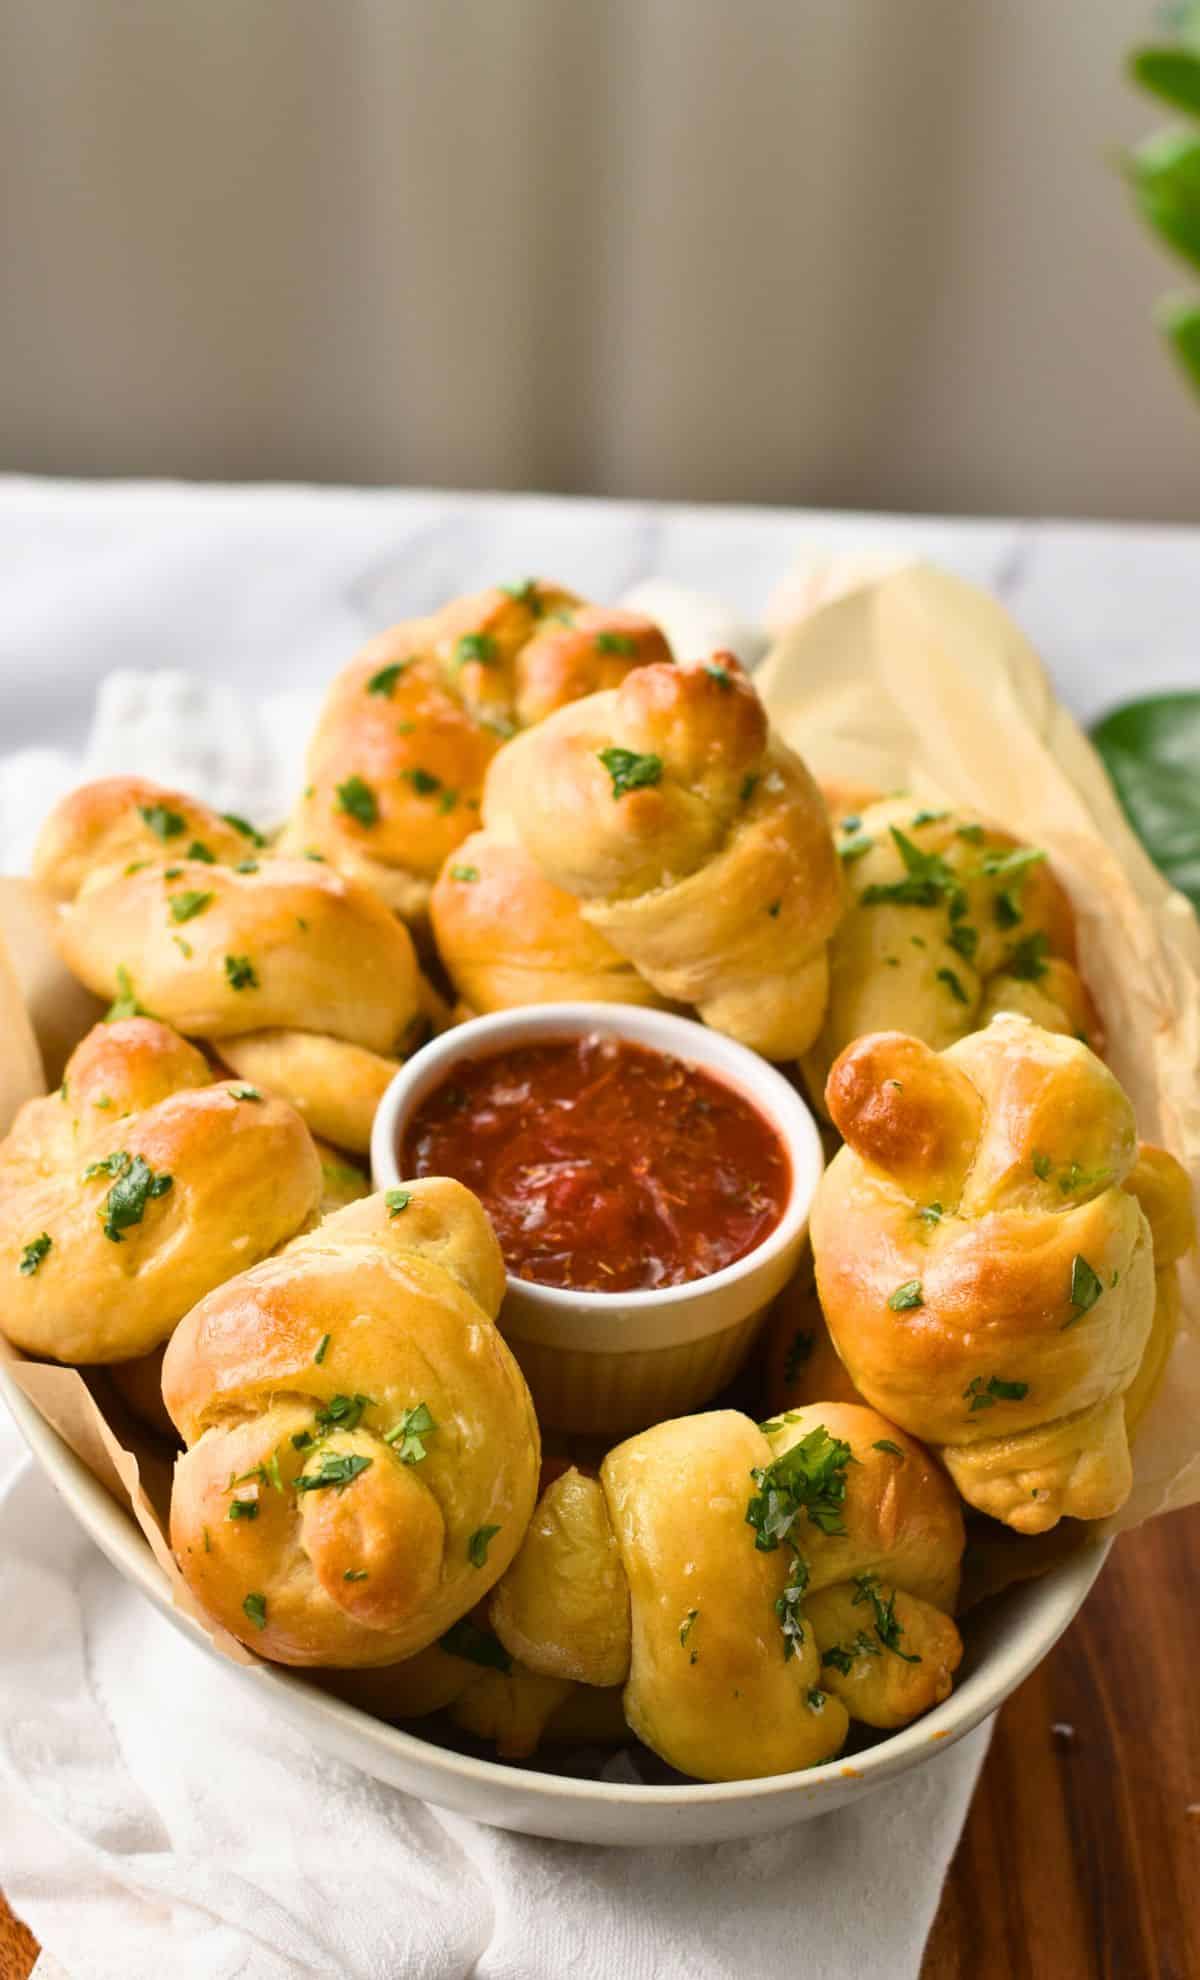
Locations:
2;1507;1196;1979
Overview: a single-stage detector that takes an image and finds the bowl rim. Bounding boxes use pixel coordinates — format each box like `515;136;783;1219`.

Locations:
370;1001;825;1316
0;1355;1110;1823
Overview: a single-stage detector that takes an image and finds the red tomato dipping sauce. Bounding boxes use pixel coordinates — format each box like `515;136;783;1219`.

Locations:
400;1032;790;1293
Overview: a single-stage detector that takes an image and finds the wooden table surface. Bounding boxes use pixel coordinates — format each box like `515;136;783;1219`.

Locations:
2;1504;1197;1980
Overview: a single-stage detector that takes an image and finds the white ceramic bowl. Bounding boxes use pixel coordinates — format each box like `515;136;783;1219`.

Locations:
1;1358;1108;1845
370;1003;824;1434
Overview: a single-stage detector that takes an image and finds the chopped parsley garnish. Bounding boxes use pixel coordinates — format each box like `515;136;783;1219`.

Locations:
767;899;782;918
228;1497;259;1521
439;1618;512;1673
839;835;874;863
807;1689;827;1711
679;1609;699;1648
746;1424;856;1548
1005;930;1050;982
597;746;663;799
294;1453;373;1493
242;1592;267;1630
740;772;759;803
187;839;216;863
594;631;637;656
861;828;962;909
18;1233;51;1277
1032;1150;1053;1180
964;1374;1029;1412
315;1393;375;1434
224;954;258;991
978;845;1045;880
344;1568;369;1582
402;767;441;797
1067;1254;1104;1322
821;1630;882;1675
873;1439;905;1458
775;1554;810;1660
314;1333;331;1364
783;1329;815;1383
367;660;409;697
83;1149;132;1181
453;632;498;669
840;813;862;832
1059;1162;1112;1196
450;864;479;883
852;1573;921;1662
169;889;212;924
955;823;986;844
479;712;517;740
468;1524;501;1568
291;1431;314;1450
910;809;949;827
703;660;733;687
437;787;458;814
948;921;979;962
104;965;147;1022
501;578;541;610
917;1202;943;1227
994;889;1023;928
221;813;265;846
235;858;259;874
98;1154;173;1243
229;1085;262;1102
383;1401;436;1465
173;938;192;958
138;802;186;841
335;775;379;826
936;967;969;1004
385;1188;412;1216
887;1279;924;1311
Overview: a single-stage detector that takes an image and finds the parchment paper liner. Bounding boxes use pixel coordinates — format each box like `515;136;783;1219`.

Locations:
1;558;1195;1689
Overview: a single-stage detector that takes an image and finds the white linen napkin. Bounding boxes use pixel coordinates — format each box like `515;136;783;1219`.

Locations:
0;550;989;1979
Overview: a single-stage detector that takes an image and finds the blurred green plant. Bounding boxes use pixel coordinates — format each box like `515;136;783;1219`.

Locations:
1127;4;1200;393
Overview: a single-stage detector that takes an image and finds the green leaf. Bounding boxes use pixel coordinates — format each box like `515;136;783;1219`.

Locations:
1091;693;1200;910
888;1279;924;1312
439;1618;512;1673
335;775;379;827
1127;130;1200;276
1158;294;1200;398
597;746;663;800
1129;46;1200;119
294;1453;373;1493
468;1524;501;1568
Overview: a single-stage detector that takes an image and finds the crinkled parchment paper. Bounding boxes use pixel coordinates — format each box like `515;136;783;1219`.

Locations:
0;558;1196;1687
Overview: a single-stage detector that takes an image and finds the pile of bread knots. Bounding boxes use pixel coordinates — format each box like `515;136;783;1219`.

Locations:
1;575;1193;1786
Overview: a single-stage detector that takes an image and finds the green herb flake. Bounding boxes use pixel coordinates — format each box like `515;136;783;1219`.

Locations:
242;1592;267;1630
314;1332;331;1364
948;922;979;962
1032;1150;1053;1180
468;1524;501;1568
104;965;147;1022
861;828;962;910
437;787;459;814
403;767;441;797
887;1279;924;1312
910;809;949;827
453;632;498;670
746;1424;857;1549
852;1572;921;1663
224;954;258;991
839;834;874;863
294;1453;373;1494
367;660;409;697
344;1568;369;1582
384;1401;436;1464
221;813;266;846
335;775;379;827
783;1329;815;1383
917;1202;944;1227
1067;1254;1105;1322
740;773;759;803
1005;930;1050;982
229;1085;262;1102
98;1154;173;1244
978;845;1045;880
597;746;663;800
775;1553;811;1659
450;865;479;883
994;889;1023;929
291;1430;314;1450
594;631;638;656
873;1439;905;1458
228;1497;259;1522
172;937;192;959
315;1393;375;1434
385;1188;412;1217
679;1608;699;1648
936;967;969;1004
703;660;733;687
187;839;216;864
964;1373;1029;1412
501;579;541;610
767;899;782;918
18;1233;52;1277
955;823;986;844
235;858;259;874
439;1618;512;1673
83;1149;132;1182
138;802;186;841
169;889;212;924
806;1688;828;1711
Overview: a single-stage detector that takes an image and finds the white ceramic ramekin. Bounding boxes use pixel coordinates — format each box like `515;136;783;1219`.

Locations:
370;1003;823;1435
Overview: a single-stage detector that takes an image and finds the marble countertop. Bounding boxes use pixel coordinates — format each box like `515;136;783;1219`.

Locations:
1;477;1197;744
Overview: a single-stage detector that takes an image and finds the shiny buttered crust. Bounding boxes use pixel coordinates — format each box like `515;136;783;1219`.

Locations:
811;1015;1157;1533
0;1018;322;1362
477;656;844;1059
215;1031;400;1155
490;1468;632;1686
163;1181;540;1666
280;583;673;922
803;798;1093;1110
431;827;669;1015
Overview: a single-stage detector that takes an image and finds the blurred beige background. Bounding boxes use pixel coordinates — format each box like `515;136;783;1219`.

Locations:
1;0;1197;518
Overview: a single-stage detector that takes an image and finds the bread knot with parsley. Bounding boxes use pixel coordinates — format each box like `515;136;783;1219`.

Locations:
163;1180;540;1666
278;580;673;926
471;1405;963;1779
437;654;844;1059
33;775;430;1152
811;1014;1164;1533
0;1016;322;1363
802;796;1094;1111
